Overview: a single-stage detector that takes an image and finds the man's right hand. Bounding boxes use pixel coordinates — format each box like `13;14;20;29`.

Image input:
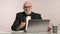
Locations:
16;22;25;30
19;22;26;29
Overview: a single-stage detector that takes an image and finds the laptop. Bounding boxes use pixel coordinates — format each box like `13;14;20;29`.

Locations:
24;19;50;33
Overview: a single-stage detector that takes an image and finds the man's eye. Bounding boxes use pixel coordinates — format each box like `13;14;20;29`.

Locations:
24;6;31;8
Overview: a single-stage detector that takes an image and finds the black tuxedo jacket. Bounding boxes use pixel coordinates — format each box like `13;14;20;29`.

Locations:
11;12;42;31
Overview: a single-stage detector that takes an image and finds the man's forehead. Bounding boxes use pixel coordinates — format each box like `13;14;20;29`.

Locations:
24;2;32;6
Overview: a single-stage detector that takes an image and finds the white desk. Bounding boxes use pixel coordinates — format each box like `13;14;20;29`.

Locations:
0;31;60;34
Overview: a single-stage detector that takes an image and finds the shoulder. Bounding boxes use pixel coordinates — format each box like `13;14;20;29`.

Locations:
32;12;41;16
31;12;42;19
17;12;24;14
16;12;24;15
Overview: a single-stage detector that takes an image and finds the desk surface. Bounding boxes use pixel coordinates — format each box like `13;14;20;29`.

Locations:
0;31;60;34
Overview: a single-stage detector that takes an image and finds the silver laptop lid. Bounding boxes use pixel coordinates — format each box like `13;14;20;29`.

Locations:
25;19;50;33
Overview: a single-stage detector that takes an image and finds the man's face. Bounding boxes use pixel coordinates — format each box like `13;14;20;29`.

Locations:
23;2;32;14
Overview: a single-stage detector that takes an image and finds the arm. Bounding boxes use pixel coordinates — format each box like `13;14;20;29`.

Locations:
11;13;21;31
16;22;26;30
38;14;42;19
11;13;26;31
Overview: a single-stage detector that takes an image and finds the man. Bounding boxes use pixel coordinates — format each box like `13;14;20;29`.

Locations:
11;2;51;31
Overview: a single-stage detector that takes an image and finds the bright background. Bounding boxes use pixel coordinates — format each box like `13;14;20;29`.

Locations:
0;0;60;31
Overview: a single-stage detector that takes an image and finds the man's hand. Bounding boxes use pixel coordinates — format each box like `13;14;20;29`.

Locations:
16;22;25;30
48;24;51;32
19;22;26;29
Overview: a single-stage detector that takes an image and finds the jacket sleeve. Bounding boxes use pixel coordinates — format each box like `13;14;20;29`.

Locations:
38;14;42;19
11;13;21;31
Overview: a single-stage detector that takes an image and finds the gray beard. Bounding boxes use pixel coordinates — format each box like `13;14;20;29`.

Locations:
25;11;31;15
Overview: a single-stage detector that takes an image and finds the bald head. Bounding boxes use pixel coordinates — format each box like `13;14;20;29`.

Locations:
23;2;32;7
23;2;32;15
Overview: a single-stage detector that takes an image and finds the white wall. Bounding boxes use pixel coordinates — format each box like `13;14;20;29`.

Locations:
0;0;60;31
